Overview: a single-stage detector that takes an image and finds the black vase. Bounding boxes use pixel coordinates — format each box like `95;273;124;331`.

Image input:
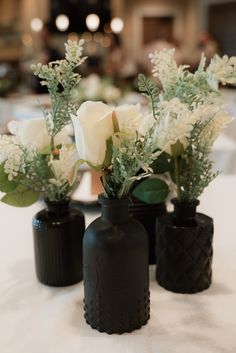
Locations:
129;201;167;264
33;198;85;286
156;198;213;294
83;196;150;334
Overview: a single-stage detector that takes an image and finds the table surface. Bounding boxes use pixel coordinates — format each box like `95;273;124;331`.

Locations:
0;176;236;353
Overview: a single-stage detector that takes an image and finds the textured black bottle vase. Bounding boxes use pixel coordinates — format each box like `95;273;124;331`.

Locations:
83;196;150;334
129;201;167;264
33;199;85;286
156;199;214;294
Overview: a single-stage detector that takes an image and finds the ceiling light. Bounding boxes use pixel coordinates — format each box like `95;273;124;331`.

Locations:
110;17;124;34
55;14;70;32
30;18;43;32
86;14;100;32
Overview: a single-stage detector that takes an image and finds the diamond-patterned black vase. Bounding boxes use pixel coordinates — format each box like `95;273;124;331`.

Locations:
155;199;214;294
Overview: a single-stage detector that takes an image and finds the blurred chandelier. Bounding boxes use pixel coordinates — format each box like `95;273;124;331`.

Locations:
86;14;100;32
110;17;124;33
55;14;70;31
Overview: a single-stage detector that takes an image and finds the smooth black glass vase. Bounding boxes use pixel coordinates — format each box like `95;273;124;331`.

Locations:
33;198;85;286
83;196;150;334
156;198;214;294
129;201;167;264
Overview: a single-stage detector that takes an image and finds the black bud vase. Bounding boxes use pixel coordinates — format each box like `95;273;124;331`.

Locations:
83;195;150;334
33;198;85;286
129;201;167;264
156;198;213;293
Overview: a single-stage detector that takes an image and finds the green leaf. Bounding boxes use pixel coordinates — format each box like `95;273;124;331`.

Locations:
102;137;113;169
132;178;169;204
1;185;40;207
170;140;184;157
0;165;18;192
151;152;173;174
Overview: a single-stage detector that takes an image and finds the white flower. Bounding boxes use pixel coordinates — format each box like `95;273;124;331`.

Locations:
199;111;232;146
153;98;194;153
114;104;142;135
49;145;79;187
65;39;85;64
8;118;71;151
71;101;114;166
136;112;155;136
0;135;26;181
71;101;143;166
103;86;121;103
207;54;236;86
149;48;189;89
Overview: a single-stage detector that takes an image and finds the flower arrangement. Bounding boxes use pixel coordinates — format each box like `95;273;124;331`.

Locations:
135;49;236;202
71;101;168;200
0;40;86;206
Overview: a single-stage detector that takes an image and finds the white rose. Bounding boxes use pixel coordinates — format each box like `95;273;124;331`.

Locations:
114;104;142;135
71;101;143;166
49;145;79;187
8;118;71;150
71;101;114;166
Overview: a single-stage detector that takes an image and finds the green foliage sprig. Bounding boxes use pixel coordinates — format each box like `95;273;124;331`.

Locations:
138;73;159;121
101;131;161;199
176;122;219;201
31;40;86;146
135;50;235;202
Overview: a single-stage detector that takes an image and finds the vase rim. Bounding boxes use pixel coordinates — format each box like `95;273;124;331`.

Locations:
44;197;71;207
98;194;129;206
171;198;200;206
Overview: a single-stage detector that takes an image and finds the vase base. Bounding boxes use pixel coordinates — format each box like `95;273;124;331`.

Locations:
36;275;83;287
156;276;212;294
84;315;150;334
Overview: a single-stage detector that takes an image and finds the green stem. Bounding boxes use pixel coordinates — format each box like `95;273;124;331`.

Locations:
50;136;55;152
174;156;181;200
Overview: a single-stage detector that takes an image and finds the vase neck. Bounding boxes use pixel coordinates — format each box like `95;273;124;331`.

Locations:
45;198;70;215
171;198;199;226
98;195;130;224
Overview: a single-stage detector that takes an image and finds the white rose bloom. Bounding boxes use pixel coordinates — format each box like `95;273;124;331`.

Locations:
71;101;144;166
49;145;79;187
71;101;114;166
8;118;71;151
114;104;142;135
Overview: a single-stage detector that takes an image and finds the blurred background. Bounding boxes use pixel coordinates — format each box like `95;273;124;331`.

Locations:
0;0;236;178
1;0;236;94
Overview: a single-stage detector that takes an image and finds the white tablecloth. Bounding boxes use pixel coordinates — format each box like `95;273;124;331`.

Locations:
0;177;236;353
211;134;236;174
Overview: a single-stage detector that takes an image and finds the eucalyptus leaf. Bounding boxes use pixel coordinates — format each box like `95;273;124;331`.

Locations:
0;165;18;193
132;178;169;204
1;185;40;207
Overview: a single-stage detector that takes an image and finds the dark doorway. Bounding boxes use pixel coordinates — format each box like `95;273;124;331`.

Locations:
142;17;174;45
208;2;236;55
